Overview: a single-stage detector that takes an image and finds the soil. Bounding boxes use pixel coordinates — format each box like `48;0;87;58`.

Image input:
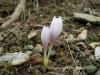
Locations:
0;0;100;75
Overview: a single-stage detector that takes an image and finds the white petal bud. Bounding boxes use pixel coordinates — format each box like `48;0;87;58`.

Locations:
41;26;50;50
50;16;63;43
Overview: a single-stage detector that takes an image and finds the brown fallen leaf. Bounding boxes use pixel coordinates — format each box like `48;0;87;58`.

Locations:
31;55;43;65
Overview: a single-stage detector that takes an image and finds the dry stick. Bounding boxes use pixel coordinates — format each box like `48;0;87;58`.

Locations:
0;0;26;31
67;42;82;75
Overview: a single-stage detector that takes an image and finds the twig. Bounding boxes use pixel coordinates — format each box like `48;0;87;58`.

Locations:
67;41;82;75
0;0;26;31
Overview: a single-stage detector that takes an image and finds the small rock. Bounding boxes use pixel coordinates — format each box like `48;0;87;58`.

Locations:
95;46;100;59
0;51;32;66
12;51;32;66
31;55;43;65
28;30;37;39
34;44;43;53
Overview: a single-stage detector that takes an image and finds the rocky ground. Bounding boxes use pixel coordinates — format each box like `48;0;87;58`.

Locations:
0;0;100;75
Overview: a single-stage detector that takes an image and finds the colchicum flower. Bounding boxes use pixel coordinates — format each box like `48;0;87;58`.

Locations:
41;16;63;68
41;26;50;50
50;16;63;44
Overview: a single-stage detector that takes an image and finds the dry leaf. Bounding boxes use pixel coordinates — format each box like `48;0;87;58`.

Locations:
89;42;100;49
31;55;43;65
77;29;87;40
28;30;37;39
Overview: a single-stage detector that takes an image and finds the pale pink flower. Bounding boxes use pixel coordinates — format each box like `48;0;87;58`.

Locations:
41;26;50;50
41;16;63;68
41;16;63;49
50;16;63;43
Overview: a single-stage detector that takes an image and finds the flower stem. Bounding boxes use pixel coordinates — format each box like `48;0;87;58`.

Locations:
43;44;53;68
47;44;53;59
43;50;48;68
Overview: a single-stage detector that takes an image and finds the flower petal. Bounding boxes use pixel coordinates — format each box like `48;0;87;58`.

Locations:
50;16;63;43
41;26;50;50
